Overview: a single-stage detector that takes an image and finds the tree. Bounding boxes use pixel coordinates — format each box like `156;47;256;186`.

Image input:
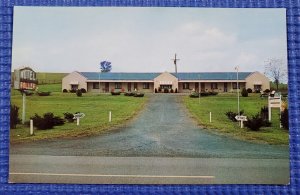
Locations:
100;61;112;72
264;58;287;90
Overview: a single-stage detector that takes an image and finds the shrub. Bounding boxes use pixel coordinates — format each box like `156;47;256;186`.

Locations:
210;91;218;96
10;105;21;129
175;88;178;93
264;89;270;93
280;108;289;130
164;88;169;93
37;91;51;96
21;90;34;96
111;91;121;95
63;112;75;123
241;88;248;97
134;93;144;97
63;89;68;93
31;112;65;130
247;88;253;93
124;92;135;96
76;89;82;97
225;110;244;122
244;113;264;131
69;89;76;93
260;106;268;121
154;88;157;93
170;89;174;93
121;88;125;93
189;92;199;98
80;88;87;93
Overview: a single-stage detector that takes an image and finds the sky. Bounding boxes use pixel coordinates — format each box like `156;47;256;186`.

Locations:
12;7;287;74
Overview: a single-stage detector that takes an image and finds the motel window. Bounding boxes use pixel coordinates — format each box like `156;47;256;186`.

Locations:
115;83;122;89
211;83;218;89
93;82;99;89
183;83;189;89
143;83;150;89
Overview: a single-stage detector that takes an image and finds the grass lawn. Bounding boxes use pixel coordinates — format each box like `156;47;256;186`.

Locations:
10;85;148;144
182;93;288;145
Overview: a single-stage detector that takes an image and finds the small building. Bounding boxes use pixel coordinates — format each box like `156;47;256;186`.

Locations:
62;71;270;93
13;67;38;90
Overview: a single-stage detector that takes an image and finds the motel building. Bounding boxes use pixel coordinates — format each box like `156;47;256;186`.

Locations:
62;71;270;93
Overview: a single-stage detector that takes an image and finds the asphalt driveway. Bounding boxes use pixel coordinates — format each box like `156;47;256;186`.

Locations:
10;94;288;159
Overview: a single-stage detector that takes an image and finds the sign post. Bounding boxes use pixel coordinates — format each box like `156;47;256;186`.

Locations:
268;93;282;127
235;115;247;128
73;113;85;126
22;92;26;124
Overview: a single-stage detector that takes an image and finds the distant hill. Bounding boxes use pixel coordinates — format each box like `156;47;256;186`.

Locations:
36;72;68;84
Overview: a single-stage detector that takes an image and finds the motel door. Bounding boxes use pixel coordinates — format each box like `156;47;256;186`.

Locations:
224;83;228;92
128;83;132;92
105;83;109;92
195;83;199;92
134;83;138;90
201;83;205;92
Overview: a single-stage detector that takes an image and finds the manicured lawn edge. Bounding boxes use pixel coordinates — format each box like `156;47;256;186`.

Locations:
181;95;288;145
10;95;149;144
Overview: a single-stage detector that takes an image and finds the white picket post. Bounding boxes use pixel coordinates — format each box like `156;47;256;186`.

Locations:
109;111;112;122
30;119;33;135
209;112;212;123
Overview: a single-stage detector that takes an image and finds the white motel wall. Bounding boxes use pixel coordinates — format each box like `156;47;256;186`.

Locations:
62;71;270;93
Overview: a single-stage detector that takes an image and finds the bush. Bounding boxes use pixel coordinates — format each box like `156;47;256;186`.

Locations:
281;109;289;130
170;89;174;93
37;91;51;96
134;93;144;97
260;106;268;121
225;110;244;122
76;89;82;97
10;105;21;129
80;88;87;93
154;88;157;93
189;92;199;98
69;89;76;93
31;112;65;130
111;91;121;95
175;88;178;93
210;91;218;96
63;112;75;123
244;113;264;131
264;89;270;93
164;88;169;93
241;88;248;97
63;89;68;93
247;88;253;93
124;92;135;96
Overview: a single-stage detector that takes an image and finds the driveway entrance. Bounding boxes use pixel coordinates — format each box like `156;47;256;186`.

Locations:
11;94;288;158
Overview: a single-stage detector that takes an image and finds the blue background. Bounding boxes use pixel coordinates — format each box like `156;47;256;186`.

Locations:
0;0;299;194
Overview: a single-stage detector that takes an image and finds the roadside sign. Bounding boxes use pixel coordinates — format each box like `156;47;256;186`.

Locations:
73;113;85;119
235;115;247;128
235;115;247;121
73;113;85;126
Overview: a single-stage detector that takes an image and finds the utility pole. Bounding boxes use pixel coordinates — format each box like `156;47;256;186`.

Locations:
172;53;180;74
235;66;240;116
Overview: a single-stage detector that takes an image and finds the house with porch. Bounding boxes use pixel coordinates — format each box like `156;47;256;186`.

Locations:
62;71;270;93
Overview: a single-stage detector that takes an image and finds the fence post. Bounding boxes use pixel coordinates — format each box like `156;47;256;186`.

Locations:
209;112;212;123
109;111;112;122
30;119;34;135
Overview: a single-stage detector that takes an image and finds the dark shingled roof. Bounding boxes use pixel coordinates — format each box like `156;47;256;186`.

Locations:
79;72;253;81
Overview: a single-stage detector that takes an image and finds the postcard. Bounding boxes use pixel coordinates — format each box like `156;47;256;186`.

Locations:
9;7;289;184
